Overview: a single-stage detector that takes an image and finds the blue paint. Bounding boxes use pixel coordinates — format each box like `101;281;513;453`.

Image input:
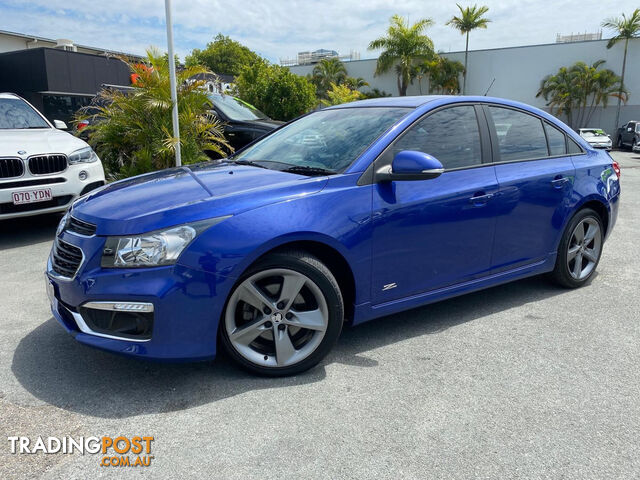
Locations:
46;96;620;360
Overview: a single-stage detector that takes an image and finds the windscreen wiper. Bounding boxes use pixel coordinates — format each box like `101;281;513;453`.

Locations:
233;159;269;169
281;165;336;176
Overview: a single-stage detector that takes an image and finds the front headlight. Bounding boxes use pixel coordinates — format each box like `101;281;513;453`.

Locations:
101;217;230;268
68;147;98;164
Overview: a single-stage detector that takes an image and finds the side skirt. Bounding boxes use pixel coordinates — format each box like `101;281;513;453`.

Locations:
352;255;555;325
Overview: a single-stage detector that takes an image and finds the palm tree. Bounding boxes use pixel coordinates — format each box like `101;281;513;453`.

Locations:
368;15;436;96
77;49;229;179
446;4;490;94
343;76;370;90
602;8;640;132
536;60;627;129
536;66;577;127
310;58;348;99
423;57;465;94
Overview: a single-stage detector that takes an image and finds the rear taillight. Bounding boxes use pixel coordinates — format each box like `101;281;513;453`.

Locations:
612;161;621;178
77;121;89;131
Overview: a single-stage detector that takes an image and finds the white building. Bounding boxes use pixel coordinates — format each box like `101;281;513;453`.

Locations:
289;38;640;135
0;29;137;57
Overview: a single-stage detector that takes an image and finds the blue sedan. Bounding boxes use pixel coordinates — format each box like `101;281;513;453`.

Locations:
46;96;621;375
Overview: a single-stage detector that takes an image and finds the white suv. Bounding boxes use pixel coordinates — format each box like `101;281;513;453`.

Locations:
0;93;105;220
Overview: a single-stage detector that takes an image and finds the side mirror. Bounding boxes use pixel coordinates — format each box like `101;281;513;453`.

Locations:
53;120;68;130
627;127;633;132
376;150;444;182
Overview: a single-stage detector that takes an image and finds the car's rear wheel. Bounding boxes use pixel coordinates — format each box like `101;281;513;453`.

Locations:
220;250;343;376
551;208;604;288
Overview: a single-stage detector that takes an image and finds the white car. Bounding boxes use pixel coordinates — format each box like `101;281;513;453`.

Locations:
578;128;612;151
0;93;105;220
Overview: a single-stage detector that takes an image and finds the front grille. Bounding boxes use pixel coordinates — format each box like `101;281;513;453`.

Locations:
0;177;66;190
67;216;96;236
51;238;83;279
28;154;67;175
0;195;72;214
0;157;24;178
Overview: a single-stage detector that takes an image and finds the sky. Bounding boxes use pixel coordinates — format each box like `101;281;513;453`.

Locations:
0;0;631;63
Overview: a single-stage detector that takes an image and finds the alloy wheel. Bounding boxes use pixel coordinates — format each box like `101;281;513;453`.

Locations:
224;268;329;368
566;217;602;280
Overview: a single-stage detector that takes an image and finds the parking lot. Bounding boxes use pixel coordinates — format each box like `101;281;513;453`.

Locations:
0;150;638;479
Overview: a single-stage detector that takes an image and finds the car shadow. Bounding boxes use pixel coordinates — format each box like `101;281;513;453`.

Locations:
11;275;567;419
0;213;61;249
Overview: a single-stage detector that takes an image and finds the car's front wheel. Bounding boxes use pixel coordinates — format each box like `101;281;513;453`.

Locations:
551;208;604;288
220;250;344;376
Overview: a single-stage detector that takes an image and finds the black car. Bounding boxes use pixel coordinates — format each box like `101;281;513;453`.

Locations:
207;94;282;156
615;120;640;150
75;88;281;154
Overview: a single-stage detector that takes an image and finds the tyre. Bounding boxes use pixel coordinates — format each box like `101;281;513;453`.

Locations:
551;208;604;288
220;250;344;376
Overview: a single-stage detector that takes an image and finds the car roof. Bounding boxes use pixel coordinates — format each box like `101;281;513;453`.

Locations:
327;95;555;112
0;92;21;99
328;95;445;109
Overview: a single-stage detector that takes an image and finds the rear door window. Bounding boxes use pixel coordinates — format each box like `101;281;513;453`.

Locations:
544;122;567;156
489;107;549;161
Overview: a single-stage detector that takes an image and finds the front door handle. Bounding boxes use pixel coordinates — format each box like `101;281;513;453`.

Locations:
469;192;494;206
551;176;569;189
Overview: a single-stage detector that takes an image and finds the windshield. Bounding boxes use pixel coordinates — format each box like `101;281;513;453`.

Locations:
209;94;268;121
234;107;409;173
581;129;607;137
0;97;50;129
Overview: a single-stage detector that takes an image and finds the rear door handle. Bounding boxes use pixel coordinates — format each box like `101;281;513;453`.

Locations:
551;176;569;188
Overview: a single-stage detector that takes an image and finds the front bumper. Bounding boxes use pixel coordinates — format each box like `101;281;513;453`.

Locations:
46;230;236;361
0;162;105;220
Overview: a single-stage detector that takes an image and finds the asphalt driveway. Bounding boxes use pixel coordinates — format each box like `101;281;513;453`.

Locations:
1;151;639;479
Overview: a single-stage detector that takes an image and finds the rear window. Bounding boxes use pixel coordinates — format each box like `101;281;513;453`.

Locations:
568;137;584;154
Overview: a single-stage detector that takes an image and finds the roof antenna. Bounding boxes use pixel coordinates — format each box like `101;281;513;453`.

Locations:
484;78;495;96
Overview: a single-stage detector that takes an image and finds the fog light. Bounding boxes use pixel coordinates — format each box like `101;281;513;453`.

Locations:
78;170;88;181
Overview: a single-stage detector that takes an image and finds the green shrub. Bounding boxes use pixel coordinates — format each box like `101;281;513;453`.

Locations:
320;83;363;106
236;61;317;121
77;49;229;179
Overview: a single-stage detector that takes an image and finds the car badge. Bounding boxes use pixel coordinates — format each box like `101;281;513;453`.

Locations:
17;150;26;155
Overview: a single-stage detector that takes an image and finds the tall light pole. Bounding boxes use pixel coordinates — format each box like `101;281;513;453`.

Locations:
164;0;181;166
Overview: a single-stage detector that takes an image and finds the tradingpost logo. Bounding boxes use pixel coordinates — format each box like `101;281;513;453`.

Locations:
7;436;154;468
